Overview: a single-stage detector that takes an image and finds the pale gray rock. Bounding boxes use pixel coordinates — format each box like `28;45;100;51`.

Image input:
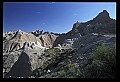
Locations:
3;29;57;53
3;41;51;78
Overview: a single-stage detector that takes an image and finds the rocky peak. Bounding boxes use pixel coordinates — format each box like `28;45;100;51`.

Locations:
97;10;110;18
92;10;111;23
31;30;47;36
16;29;24;35
99;10;109;17
61;10;116;38
32;30;43;33
18;29;22;32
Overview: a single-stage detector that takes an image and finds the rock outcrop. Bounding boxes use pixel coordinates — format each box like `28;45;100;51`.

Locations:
3;30;38;52
53;10;116;47
3;30;58;53
3;41;52;78
30;30;59;48
3;30;58;78
70;10;116;35
38;33;58;48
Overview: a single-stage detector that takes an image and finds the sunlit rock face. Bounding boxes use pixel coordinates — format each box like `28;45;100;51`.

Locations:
3;29;58;78
3;40;52;78
3;29;58;53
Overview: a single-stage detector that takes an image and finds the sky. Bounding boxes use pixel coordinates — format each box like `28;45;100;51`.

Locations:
3;2;116;33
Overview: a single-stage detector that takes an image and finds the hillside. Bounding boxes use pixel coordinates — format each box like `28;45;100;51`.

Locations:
53;10;116;47
3;10;116;78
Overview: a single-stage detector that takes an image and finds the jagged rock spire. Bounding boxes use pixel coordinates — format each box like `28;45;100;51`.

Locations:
95;10;110;20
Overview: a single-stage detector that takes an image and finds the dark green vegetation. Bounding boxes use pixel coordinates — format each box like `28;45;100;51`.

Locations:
32;44;116;78
32;48;81;78
85;44;116;78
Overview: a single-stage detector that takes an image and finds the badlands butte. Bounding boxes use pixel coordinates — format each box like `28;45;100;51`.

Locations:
3;10;116;78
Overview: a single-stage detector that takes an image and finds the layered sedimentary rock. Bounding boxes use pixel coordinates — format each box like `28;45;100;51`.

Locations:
3;29;58;53
3;30;58;78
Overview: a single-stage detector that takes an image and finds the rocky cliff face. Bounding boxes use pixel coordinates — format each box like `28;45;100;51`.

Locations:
3;42;51;78
3;30;58;53
30;30;58;48
53;10;116;47
3;30;41;53
3;30;58;78
71;10;116;35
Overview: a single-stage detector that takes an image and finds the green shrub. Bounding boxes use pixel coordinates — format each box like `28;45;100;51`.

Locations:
56;64;81;78
57;58;81;78
46;48;61;56
95;42;102;46
86;44;116;78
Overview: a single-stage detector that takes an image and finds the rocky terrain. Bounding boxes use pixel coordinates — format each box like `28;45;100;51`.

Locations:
3;30;58;78
3;10;116;78
53;10;116;47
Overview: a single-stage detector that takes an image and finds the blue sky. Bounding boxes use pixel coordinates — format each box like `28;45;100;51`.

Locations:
3;2;116;33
